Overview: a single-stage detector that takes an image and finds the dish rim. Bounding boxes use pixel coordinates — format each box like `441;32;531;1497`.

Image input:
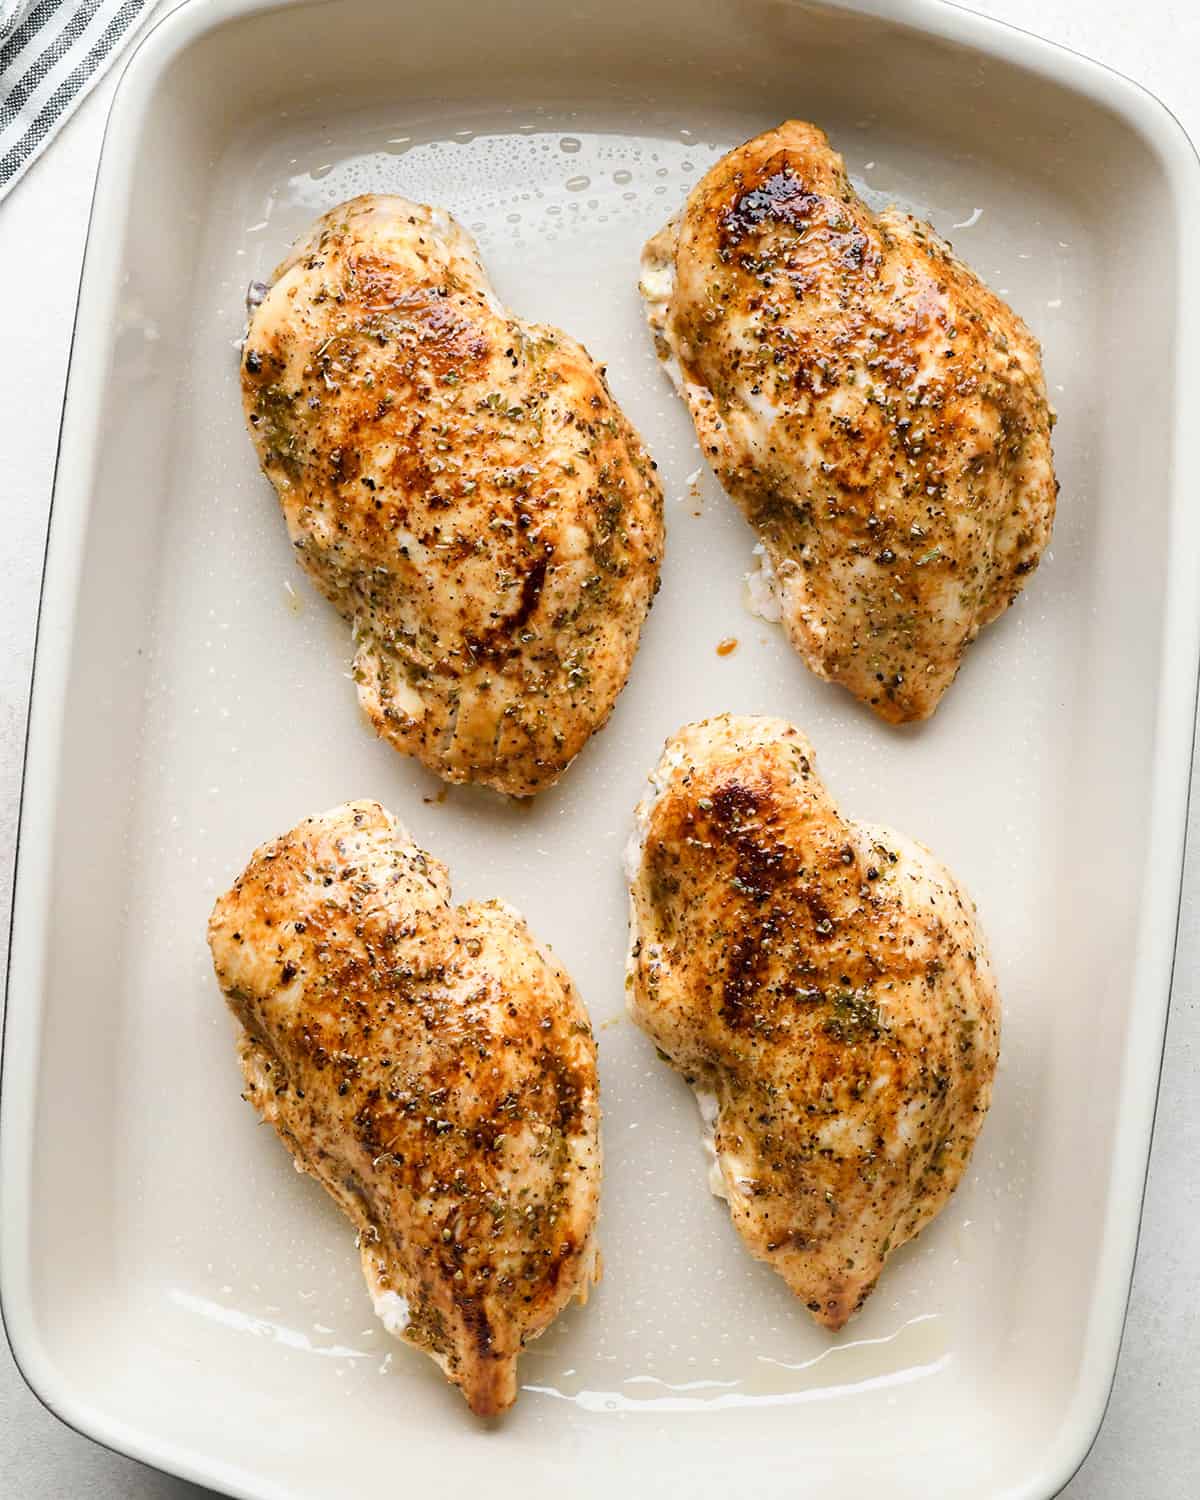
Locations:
2;0;1199;1496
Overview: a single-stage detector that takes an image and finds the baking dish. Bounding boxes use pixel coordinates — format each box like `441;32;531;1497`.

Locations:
3;0;1199;1495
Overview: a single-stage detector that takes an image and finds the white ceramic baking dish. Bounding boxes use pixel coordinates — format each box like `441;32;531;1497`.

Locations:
3;0;1198;1495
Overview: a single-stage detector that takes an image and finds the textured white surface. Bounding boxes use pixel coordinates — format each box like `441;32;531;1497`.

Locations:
1;1;1198;1496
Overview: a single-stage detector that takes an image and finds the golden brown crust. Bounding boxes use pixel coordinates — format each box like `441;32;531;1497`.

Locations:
641;122;1056;722
208;800;601;1414
626;716;999;1328
244;195;664;794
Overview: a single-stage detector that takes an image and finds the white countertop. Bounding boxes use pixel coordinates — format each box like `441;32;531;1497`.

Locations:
2;1;1198;1494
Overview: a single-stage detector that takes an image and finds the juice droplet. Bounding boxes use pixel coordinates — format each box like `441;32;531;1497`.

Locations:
716;637;739;657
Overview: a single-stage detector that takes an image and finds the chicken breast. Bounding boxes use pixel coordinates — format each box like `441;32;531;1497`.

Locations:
208;800;601;1415
625;716;998;1328
640;122;1056;722
243;195;664;795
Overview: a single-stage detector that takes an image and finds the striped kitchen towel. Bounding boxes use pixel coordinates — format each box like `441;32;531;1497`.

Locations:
0;0;158;202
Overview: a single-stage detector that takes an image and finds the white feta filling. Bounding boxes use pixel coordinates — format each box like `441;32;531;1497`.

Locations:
637;259;675;304
623;741;689;884
372;1289;410;1336
692;1086;729;1201
745;543;783;623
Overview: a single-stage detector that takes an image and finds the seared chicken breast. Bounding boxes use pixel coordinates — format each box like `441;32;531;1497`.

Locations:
243;195;664;795
640;122;1056;722
626;716;998;1328
208;801;601;1415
